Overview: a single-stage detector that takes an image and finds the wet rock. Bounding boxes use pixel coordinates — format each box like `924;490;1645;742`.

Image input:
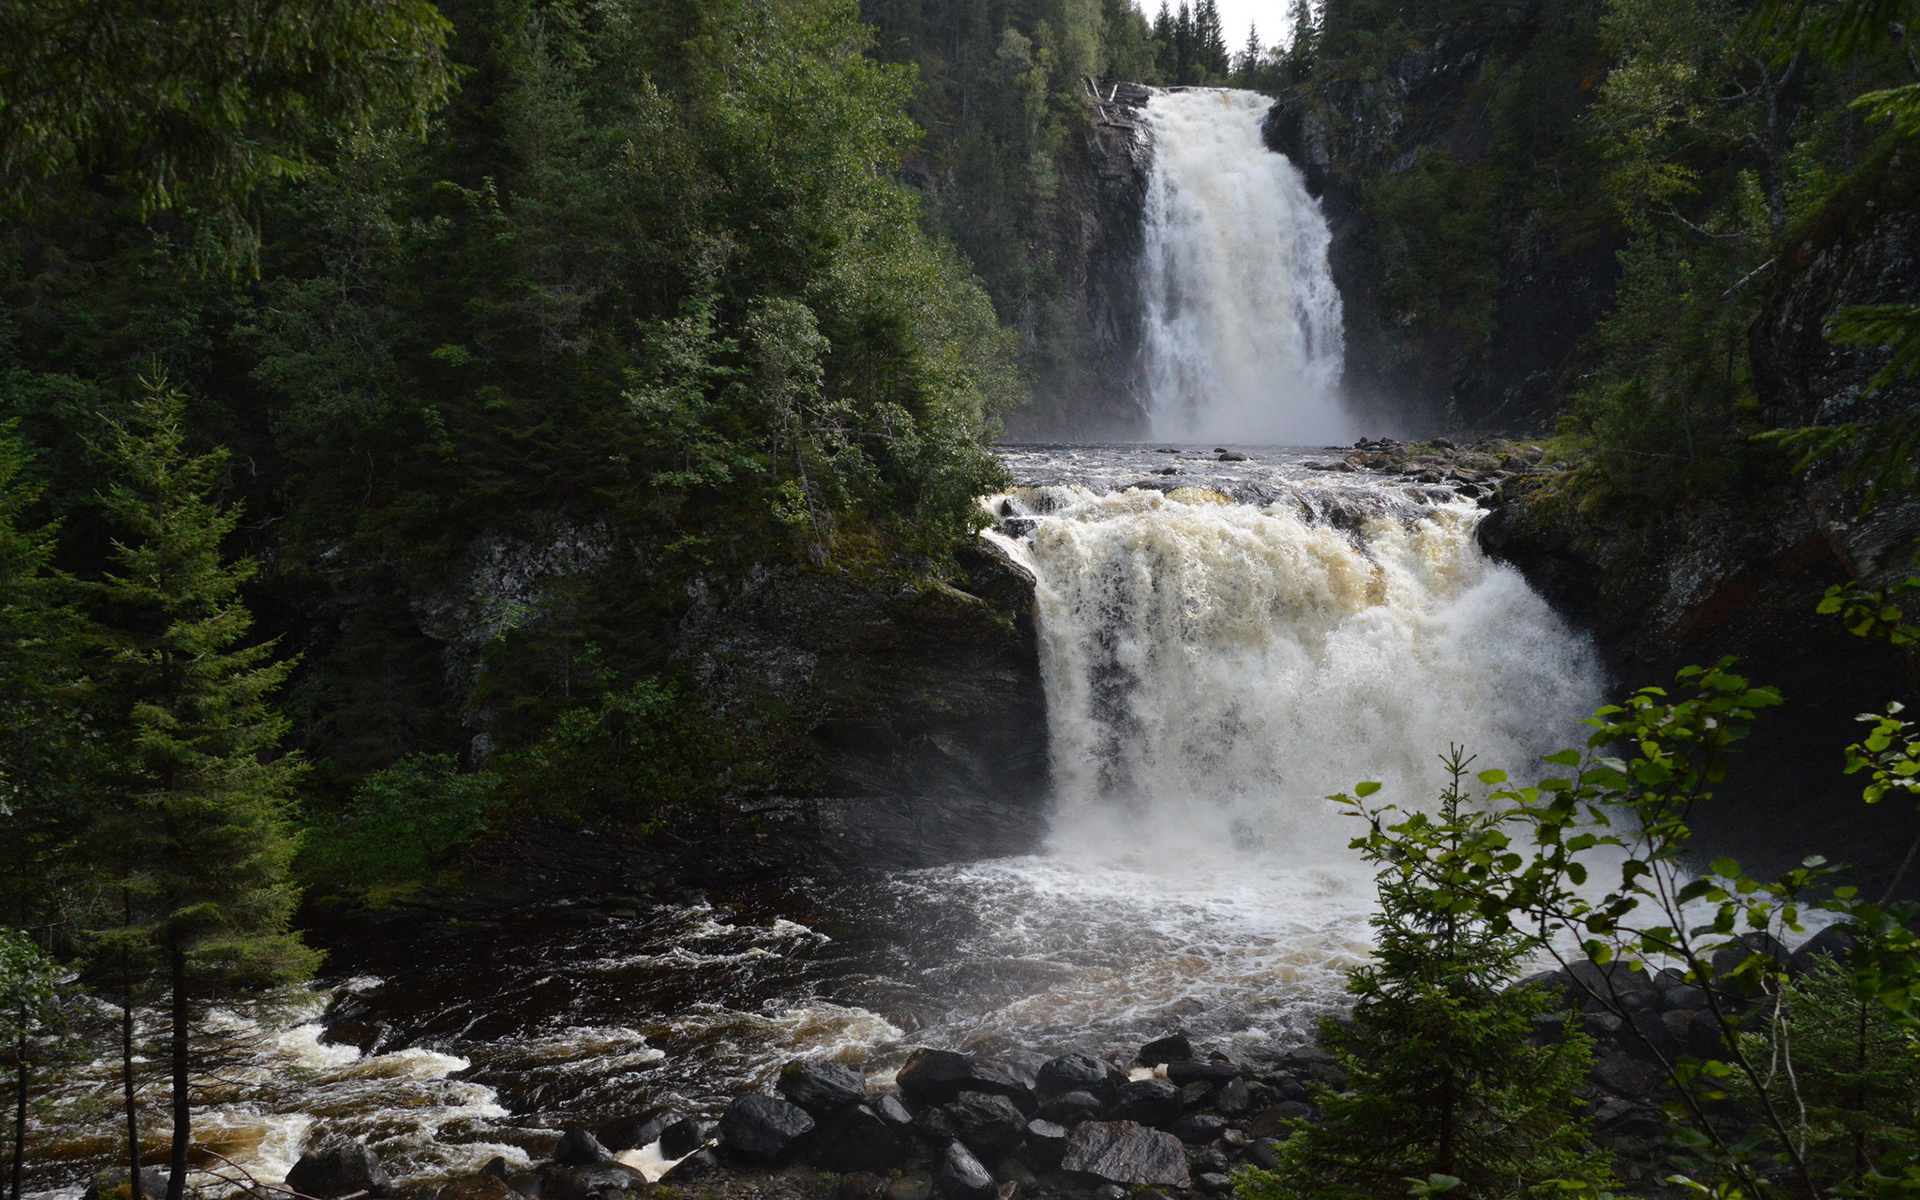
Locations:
1165;1060;1238;1088
1210;1078;1251;1117
874;1093;916;1130
552;1129;615;1167
1111;1078;1181;1126
1246;1138;1282;1170
1019;1121;1070;1171
288;1145;392;1199
1682;1010;1731;1060
1060;1121;1190;1189
658;1118;713;1158
1036;1054;1116;1102
1566;961;1651;1006
1197;1173;1234;1194
1590;1053;1663;1098
810;1104;910;1173
1616;988;1658;1012
1255;1074;1308;1103
540;1164;647;1200
917;1104;963;1145
840;1172;890;1200
1792;924;1858;976
966;1060;1040;1112
1276;1046;1336;1072
1177;1082;1214;1110
1039;1090;1104;1126
481;1159;512;1181
900;1048;976;1106
1657;985;1708;1012
1248;1103;1312;1138
1191;1148;1230;1174
780;1059;870;1115
1583;1012;1623;1039
83;1167;170;1200
1137;1034;1193;1067
1528;1012;1570;1043
659;1150;720;1183
717;1094;816;1161
440;1177;518;1200
597;1116;666;1153
1219;1129;1248;1150
994;1158;1038;1191
886;1176;934;1200
1168;1114;1227;1144
1216;452;1249;463
504;1173;542;1199
947;1091;1031;1158
1626;1009;1681;1063
936;1140;997;1200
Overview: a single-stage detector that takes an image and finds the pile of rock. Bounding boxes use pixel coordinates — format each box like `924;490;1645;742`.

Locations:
366;1033;1337;1200
1304;437;1561;496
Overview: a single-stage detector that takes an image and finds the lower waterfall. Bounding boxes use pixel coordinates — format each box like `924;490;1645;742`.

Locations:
1139;90;1349;444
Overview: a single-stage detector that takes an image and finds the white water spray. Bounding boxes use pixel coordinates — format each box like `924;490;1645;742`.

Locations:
993;480;1605;871
1139;90;1349;444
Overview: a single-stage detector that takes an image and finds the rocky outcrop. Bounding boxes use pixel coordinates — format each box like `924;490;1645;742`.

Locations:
1003;82;1156;440
1263;27;1617;437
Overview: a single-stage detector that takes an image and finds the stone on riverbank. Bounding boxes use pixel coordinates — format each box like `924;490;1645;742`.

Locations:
934;1140;995;1200
718;1095;816;1160
1060;1121;1190;1188
808;1104;911;1173
899;1048;975;1105
287;1144;392;1199
779;1060;870;1115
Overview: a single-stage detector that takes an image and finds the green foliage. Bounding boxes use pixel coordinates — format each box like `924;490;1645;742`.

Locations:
0;0;454;263
1241;751;1610;1200
1730;959;1920;1189
301;754;498;895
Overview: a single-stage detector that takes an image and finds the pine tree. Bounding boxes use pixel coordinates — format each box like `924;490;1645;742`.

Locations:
1240;752;1612;1200
1195;0;1229;77
90;379;318;1200
1174;1;1195;83
1235;24;1262;85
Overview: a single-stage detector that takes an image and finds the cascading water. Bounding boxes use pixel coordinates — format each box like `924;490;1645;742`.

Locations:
1138;90;1349;444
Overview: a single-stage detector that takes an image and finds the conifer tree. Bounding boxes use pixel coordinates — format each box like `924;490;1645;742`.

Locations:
1240;751;1611;1200
1195;0;1229;77
90;379;318;1200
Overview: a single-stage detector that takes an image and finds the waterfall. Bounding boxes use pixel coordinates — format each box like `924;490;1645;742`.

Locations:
991;477;1605;872
1139;90;1350;445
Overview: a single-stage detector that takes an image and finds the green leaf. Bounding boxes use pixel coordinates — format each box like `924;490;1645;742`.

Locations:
1544;749;1582;767
1355;781;1382;797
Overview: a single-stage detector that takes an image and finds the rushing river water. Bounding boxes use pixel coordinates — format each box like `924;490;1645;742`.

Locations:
25;444;1607;1199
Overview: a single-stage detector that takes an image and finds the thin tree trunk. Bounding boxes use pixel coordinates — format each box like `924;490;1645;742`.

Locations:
165;946;187;1200
121;930;142;1200
10;1021;27;1200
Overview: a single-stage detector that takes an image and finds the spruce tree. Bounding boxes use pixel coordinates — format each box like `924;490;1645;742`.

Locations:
1241;752;1611;1200
91;379;318;1200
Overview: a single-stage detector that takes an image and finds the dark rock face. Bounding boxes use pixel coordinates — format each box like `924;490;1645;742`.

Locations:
935;1140;996;1200
899;1048;976;1106
551;1129;615;1166
658;1117;713;1158
287;1145;392;1199
945;1091;1032;1157
809;1104;911;1173
1060;1121;1191;1188
1263;56;1617;437
779;1059;870;1115
1003;82;1155;440
1037;1053;1117;1102
716;1095;816;1160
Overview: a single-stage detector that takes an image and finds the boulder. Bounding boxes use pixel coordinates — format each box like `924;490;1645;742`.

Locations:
1210;1078;1251;1116
915;1105;962;1145
1168;1114;1227;1144
1018;1120;1069;1171
1627;1009;1680;1063
873;1093;916;1130
1177;1082;1213;1110
1059;1121;1190;1188
899;1048;975;1106
810;1104;910;1173
287;1145;392;1199
1165;1060;1238;1088
946;1091;1030;1158
504;1172;542;1199
1792;924;1858;976
1657;985;1708;1012
1035;1053;1115;1102
1682;1009;1731;1060
1248;1103;1312;1138
539;1164;647;1200
1566;960;1651;1005
964;1060;1039;1112
1111;1078;1181;1126
1590;1053;1663;1098
1137;1034;1193;1067
83;1168;170;1200
659;1150;720;1183
717;1094;816;1161
551;1129;615;1167
439;1177;519;1200
658;1118;713;1158
597;1116;667;1153
935;1140;996;1200
1039;1090;1104;1125
1196;1173;1235;1194
780;1060;870;1115
1245;1139;1281;1170
1528;1013;1570;1044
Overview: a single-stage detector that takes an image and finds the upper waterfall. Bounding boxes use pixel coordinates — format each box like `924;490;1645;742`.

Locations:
1139;90;1349;445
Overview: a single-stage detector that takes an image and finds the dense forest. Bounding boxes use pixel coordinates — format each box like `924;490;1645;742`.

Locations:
2;0;1920;1194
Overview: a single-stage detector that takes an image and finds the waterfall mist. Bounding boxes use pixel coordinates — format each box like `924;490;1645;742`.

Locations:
1139;90;1350;445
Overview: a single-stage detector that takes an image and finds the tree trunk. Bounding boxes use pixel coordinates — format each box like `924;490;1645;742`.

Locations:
122;945;142;1200
10;1021;26;1200
165;946;188;1200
